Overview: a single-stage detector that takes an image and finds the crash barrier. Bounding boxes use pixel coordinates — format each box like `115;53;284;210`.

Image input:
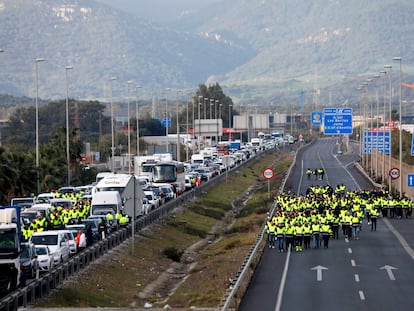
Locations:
220;141;309;310
0;148;274;310
0;228;129;311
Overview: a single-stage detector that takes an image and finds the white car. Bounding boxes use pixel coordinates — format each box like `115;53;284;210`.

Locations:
30;231;70;265
35;245;54;272
144;190;160;210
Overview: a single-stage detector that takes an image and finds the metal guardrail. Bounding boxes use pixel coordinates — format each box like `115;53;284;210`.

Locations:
0;150;265;311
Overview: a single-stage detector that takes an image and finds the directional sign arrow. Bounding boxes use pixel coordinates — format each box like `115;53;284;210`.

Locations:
380;265;398;281
311;265;328;281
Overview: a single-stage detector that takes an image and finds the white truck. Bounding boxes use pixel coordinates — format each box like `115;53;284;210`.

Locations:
191;153;205;166
94;174;147;217
90;191;122;217
0;206;22;294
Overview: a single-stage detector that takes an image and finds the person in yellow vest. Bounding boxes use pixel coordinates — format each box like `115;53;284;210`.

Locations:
321;222;331;248
351;213;362;240
370;207;379;231
312;220;320;248
119;214;129;226
276;223;285;252
285;223;295;252
294;222;304;252
303;221;312;249
266;219;276;248
106;212;114;233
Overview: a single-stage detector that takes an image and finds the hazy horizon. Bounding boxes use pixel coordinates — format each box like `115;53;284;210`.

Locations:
95;0;222;22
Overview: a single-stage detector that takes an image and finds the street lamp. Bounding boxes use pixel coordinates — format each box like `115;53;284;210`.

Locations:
165;89;170;153
109;77;117;171
219;102;222;142
380;70;387;183
136;86;142;157
393;57;403;198
215;99;219;143
229;104;232;141
35;58;45;194
176;90;180;162
384;64;393;195
127;81;134;174
65;65;73;186
198;96;202;151
204;98;208;120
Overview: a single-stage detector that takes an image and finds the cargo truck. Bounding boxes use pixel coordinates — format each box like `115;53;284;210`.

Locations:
0;206;22;294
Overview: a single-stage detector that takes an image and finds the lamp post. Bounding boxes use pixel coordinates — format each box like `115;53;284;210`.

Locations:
229;104;232;141
198;96;202;151
204;97;208;120
176;90;180;162
136;86;142;158
35;58;45;194
219;102;222;142
380;70;387;183
127;81;134;174
384;65;393;195
65;65;73;186
186;97;189;161
164;89;171;153
393;57;403;198
215;99;219;144
109;77;117;171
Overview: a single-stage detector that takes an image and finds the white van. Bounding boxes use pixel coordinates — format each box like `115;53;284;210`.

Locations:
30;231;70;265
29;203;52;219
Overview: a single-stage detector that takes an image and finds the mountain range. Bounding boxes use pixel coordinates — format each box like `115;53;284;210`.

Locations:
0;0;413;111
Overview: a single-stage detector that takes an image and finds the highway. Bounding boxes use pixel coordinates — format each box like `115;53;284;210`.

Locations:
239;138;414;311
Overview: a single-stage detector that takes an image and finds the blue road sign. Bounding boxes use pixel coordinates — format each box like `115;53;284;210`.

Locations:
161;118;171;128
363;131;390;154
311;111;323;126
408;174;414;187
411;132;414;156
323;107;353;135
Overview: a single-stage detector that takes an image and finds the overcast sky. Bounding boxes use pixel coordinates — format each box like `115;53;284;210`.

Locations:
96;0;222;22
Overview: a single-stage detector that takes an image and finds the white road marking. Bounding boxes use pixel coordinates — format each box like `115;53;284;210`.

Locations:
359;290;365;300
348;248;352;254
354;274;360;282
274;249;291;311
351;259;356;267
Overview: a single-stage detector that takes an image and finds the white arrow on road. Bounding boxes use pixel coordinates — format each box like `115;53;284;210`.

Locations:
311;265;328;281
380;265;398;281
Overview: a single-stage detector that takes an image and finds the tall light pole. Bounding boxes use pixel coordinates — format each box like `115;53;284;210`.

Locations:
198;96;202;151
136;86;142;158
110;77;117;171
393;57;403;198
65;65;73;186
204;97;208;120
127;81;134;174
219;102;222;142
186;97;189;161
165;90;170;153
215;99;219;144
229;104;232;141
176;90;180;162
35;58;45;194
384;64;393;195
380;70;387;184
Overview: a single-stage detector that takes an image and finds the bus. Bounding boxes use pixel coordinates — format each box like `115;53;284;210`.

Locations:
151;162;186;193
217;142;229;155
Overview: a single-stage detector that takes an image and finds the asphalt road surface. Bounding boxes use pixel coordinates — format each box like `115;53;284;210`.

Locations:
239;138;414;311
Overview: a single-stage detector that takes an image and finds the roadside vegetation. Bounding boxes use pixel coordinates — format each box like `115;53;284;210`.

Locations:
35;149;293;309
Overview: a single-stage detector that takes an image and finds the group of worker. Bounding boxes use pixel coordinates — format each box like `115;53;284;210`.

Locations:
265;184;413;252
306;168;325;180
21;191;130;241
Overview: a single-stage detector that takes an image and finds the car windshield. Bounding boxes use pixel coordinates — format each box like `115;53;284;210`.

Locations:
21;245;30;258
31;235;58;245
35;247;47;255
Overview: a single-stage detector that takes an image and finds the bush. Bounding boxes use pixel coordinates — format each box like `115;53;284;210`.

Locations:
163;246;183;262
